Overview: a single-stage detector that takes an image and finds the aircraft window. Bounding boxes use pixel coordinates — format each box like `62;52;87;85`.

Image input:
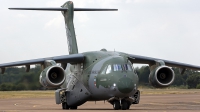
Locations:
101;65;108;74
106;65;112;74
113;64;117;71
124;64;128;71
132;66;137;74
113;64;123;71
114;64;132;71
125;64;132;71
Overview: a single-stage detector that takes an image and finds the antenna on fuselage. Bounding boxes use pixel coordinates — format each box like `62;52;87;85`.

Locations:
9;1;118;55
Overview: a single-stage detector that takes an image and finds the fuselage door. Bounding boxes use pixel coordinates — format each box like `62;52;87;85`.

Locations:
96;65;112;88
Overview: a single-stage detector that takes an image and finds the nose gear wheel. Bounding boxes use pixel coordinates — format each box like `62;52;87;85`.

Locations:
113;100;121;110
112;99;131;110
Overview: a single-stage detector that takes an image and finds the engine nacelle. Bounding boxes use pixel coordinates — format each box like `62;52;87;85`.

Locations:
39;65;66;88
149;66;175;88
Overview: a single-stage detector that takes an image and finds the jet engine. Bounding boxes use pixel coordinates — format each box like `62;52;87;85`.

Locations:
39;65;66;88
149;66;175;88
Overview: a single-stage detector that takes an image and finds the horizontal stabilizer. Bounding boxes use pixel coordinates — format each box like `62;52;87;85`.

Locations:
74;8;118;11
9;8;118;11
9;8;69;11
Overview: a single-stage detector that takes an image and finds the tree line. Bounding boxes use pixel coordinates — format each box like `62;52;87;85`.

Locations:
0;65;200;91
0;66;42;91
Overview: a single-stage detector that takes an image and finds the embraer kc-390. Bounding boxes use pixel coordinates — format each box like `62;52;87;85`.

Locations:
0;1;200;110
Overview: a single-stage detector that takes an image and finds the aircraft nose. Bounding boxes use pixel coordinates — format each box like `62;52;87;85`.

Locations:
117;77;134;94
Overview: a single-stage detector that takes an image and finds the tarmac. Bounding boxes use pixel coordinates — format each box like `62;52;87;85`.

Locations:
0;93;200;112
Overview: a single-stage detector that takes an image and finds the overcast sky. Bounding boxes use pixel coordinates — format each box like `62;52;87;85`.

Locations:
0;0;200;67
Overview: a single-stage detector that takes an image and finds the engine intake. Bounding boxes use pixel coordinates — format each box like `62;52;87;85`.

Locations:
149;66;175;88
39;65;66;88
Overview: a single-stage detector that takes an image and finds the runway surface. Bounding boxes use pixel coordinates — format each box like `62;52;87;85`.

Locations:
0;93;200;112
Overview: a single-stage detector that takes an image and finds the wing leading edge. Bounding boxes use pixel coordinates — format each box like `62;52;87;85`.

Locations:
128;54;200;70
0;54;84;72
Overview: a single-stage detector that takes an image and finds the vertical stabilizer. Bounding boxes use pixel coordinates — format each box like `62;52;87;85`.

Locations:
61;1;78;54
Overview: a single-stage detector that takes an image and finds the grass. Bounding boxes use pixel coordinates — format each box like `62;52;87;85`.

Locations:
0;89;200;99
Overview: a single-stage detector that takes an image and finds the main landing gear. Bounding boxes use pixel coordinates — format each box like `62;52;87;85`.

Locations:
132;90;140;104
62;102;78;110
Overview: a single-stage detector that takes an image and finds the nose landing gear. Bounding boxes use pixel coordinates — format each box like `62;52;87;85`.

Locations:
113;100;121;110
108;90;141;110
112;99;131;110
121;99;130;110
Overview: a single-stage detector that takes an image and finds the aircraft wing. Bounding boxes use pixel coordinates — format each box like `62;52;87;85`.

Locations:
128;54;200;70
0;54;84;68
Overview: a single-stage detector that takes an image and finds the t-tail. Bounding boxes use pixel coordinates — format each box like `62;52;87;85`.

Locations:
9;1;118;54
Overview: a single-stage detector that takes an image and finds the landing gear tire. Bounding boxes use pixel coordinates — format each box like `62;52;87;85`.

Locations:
127;105;131;110
62;102;69;110
113;101;120;110
127;104;130;110
70;106;78;110
133;90;140;104
121;101;128;110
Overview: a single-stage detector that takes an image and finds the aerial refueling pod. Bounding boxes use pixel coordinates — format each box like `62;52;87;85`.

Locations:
149;60;175;88
39;65;66;88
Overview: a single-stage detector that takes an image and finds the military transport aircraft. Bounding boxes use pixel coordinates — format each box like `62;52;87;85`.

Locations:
0;1;200;110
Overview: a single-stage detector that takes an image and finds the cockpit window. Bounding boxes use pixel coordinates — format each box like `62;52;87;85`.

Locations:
128;65;133;71
113;64;123;71
101;65;112;74
101;64;132;74
101;65;107;74
106;65;112;74
124;64;133;71
113;64;132;71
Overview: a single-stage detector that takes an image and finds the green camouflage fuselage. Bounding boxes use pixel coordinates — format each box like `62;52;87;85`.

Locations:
62;50;139;100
